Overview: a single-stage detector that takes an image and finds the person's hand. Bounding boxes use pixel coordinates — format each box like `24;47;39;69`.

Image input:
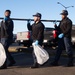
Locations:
4;17;9;21
34;40;39;45
54;24;57;28
27;19;31;24
58;33;64;38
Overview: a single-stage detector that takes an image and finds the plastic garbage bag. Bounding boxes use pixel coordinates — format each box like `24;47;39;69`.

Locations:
0;43;6;67
32;43;49;65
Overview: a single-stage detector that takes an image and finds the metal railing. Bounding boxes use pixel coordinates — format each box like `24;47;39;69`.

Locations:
0;17;60;22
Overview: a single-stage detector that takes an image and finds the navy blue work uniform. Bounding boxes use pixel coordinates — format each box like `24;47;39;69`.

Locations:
27;21;45;66
53;17;73;66
0;18;15;68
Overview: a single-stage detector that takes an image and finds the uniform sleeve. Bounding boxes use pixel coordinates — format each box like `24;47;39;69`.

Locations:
0;21;2;27
2;21;8;30
37;24;45;41
27;23;32;31
10;21;14;32
1;21;6;31
62;21;72;35
55;23;61;31
1;21;4;32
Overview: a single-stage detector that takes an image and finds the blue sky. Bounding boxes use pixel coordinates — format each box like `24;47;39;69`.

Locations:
0;0;75;33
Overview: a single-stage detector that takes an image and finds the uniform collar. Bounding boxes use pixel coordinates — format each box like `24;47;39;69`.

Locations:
34;21;41;24
62;17;68;21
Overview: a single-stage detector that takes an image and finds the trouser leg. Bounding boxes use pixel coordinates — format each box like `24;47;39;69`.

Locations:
0;38;7;68
54;38;64;63
64;37;73;64
32;50;37;64
1;38;15;65
32;40;43;65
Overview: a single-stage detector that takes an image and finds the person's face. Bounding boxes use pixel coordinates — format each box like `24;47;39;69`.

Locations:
34;16;41;22
4;12;10;17
61;15;67;19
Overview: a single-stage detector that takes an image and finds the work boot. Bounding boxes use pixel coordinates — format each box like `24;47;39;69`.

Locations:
66;55;74;67
0;66;7;69
66;60;74;67
50;61;59;66
66;63;74;67
0;62;7;69
31;63;39;69
8;61;16;67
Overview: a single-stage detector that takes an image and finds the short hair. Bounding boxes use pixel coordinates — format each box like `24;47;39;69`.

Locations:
5;10;11;14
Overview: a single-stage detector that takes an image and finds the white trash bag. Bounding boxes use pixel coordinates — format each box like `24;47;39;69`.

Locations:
33;43;49;65
0;43;6;67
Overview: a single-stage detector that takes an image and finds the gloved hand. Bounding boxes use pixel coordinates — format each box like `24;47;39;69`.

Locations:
34;40;39;45
58;33;64;38
27;19;31;24
4;17;9;21
54;24;57;28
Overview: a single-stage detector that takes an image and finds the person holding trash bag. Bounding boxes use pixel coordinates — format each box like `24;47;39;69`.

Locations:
50;10;74;67
27;13;45;68
0;10;16;69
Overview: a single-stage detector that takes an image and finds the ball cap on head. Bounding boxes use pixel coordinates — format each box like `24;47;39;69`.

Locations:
60;10;68;15
33;13;42;18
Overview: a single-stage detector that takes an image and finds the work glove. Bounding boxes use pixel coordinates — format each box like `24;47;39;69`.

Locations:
58;33;64;39
27;19;31;24
34;40;39;45
4;17;9;21
54;24;57;28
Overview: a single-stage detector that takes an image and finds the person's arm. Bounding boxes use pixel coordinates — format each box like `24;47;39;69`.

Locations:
2;20;8;30
62;21;72;35
27;21;32;31
1;21;4;31
10;20;14;32
54;24;58;28
54;23;60;30
37;24;45;41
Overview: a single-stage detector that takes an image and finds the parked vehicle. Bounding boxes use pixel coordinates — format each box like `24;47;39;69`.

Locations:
71;25;75;44
43;28;56;46
13;34;17;43
52;25;75;46
16;31;32;47
16;25;75;47
16;28;55;47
